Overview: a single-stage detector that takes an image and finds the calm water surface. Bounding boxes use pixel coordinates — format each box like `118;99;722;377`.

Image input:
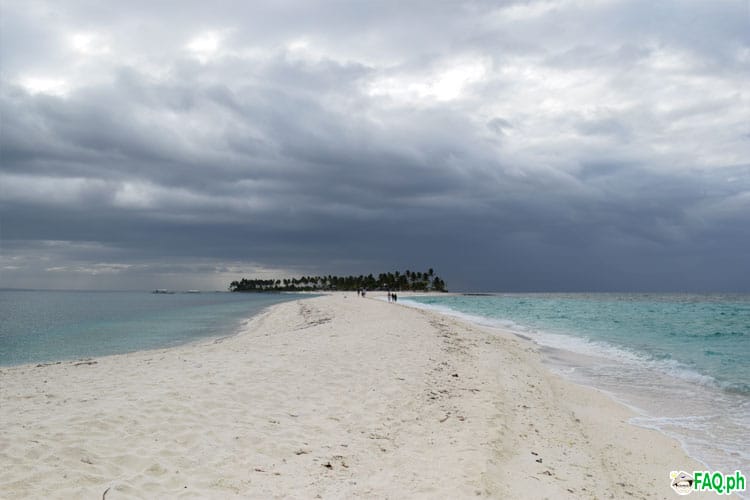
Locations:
0;290;307;366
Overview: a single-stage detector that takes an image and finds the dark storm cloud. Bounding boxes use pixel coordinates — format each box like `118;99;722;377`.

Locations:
1;0;748;291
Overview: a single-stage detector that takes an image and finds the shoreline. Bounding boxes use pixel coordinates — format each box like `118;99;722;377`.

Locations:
0;291;307;370
1;293;708;498
395;292;748;478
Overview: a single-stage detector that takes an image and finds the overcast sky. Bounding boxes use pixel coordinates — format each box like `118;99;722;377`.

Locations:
1;0;748;291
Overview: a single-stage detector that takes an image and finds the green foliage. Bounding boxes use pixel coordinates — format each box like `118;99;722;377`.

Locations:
229;269;448;293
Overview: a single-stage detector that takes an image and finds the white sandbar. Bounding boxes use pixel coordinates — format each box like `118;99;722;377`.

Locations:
0;293;704;498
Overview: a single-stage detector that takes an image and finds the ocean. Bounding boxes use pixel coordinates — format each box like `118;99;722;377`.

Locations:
0;290;306;367
403;293;749;475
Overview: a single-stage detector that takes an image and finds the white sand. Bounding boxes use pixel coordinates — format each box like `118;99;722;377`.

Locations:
0;293;706;499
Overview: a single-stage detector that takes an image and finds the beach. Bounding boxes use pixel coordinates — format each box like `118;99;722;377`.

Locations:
0;293;707;499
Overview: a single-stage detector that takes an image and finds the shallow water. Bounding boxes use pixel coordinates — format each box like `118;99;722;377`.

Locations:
0;290;306;366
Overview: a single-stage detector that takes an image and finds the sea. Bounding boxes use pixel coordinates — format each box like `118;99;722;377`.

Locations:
403;293;749;476
0;290;306;367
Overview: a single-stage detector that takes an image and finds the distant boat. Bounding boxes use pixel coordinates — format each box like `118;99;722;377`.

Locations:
152;289;174;294
186;290;200;293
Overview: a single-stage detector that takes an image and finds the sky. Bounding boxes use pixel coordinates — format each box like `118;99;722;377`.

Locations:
1;0;748;292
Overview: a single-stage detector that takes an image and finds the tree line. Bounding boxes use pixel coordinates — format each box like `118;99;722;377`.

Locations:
230;269;447;292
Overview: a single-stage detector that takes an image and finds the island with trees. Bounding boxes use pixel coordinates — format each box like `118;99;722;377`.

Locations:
230;269;447;293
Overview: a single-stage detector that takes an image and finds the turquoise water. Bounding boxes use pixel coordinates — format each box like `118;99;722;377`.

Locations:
404;293;749;475
0;290;305;366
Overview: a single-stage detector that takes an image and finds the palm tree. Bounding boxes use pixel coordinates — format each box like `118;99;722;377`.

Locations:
230;269;446;293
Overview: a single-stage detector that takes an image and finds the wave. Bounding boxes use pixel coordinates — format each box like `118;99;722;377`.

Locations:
400;298;720;390
708;330;746;338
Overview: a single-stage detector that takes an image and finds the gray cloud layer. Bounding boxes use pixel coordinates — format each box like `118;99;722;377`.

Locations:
1;0;749;291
